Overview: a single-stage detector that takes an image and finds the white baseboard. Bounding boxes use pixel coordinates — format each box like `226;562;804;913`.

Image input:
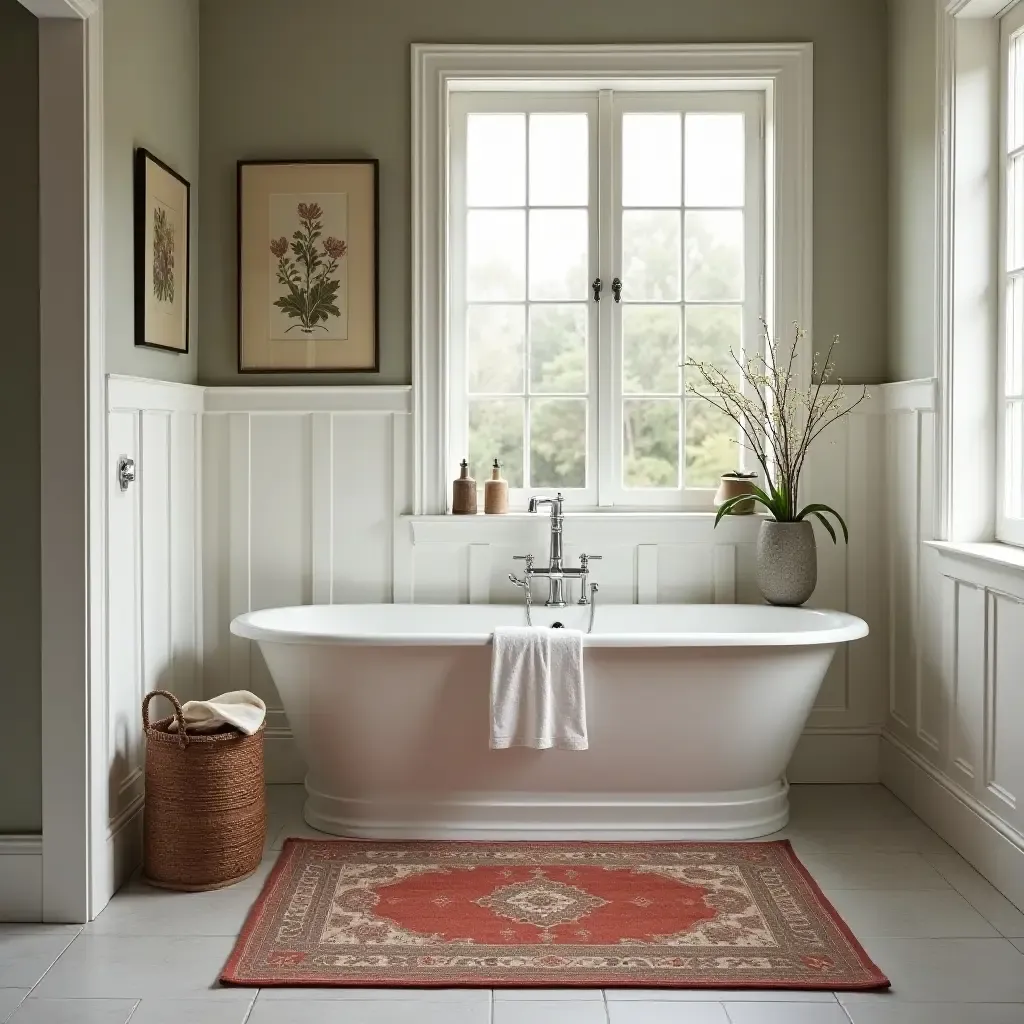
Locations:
881;731;1024;912
265;727;881;787
0;836;43;922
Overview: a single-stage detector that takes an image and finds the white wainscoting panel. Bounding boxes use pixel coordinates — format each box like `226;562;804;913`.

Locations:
881;377;1024;912
202;388;412;781
102;375;204;908
203;386;887;784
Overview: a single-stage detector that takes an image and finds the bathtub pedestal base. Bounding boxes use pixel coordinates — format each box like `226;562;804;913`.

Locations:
302;779;790;841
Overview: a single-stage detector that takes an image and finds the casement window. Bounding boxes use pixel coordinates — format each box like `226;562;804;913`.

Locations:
447;89;764;508
411;46;811;515
1001;3;1024;545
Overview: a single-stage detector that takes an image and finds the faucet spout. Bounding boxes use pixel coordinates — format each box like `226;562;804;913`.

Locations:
527;493;568;606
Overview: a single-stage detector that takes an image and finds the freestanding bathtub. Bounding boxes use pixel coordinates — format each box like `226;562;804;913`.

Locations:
231;603;867;840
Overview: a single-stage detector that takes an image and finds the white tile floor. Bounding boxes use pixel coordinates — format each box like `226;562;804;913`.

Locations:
4;785;1024;1023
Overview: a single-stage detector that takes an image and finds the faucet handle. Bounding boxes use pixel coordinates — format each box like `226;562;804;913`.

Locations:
513;554;534;569
579;553;603;567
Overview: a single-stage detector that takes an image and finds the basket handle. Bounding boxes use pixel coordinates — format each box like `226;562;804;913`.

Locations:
142;690;188;748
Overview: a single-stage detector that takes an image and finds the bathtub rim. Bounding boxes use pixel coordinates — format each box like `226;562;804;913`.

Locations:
231;603;868;648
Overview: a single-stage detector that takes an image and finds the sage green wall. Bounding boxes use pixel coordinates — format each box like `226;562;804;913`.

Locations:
888;0;938;382
0;0;41;834
199;0;889;385
105;0;200;383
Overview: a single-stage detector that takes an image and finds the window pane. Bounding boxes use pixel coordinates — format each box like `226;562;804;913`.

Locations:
685;210;744;301
622;305;681;394
685;113;745;208
683;305;743;392
622;210;681;301
622;114;681;207
623;399;680;489
467;210;525;301
1008;275;1024;398
467;305;525;394
467;114;525;207
469;399;524;488
1010;154;1024;272
530;114;589;206
529;305;587;394
686;399;739;488
530;399;587;488
1006;400;1024;520
529;209;588;301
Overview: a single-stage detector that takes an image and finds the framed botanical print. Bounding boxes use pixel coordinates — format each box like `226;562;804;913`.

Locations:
134;148;190;353
237;159;379;373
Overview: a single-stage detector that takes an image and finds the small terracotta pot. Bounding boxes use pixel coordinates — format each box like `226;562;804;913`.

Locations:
714;474;759;514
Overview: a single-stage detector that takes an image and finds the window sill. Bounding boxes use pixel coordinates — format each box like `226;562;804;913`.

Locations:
401;511;765;546
924;540;1024;574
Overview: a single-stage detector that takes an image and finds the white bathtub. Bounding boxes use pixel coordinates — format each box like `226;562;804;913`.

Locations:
231;603;867;840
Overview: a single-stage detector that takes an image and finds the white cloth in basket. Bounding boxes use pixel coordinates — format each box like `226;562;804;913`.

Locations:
167;690;266;735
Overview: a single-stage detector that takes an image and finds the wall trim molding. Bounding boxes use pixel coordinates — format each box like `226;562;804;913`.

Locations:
0;835;43;922
203;385;412;415
882;729;1024;910
881;377;939;413
108;375;205;414
39;5;105;924
16;0;96;18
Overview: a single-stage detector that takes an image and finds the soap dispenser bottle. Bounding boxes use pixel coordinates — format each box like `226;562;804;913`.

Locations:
484;459;508;515
452;459;478;515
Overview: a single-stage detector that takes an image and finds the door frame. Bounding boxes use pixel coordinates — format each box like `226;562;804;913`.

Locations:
20;0;105;922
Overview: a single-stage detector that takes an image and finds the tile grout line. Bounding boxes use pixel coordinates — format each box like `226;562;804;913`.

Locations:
21;927;84;1001
122;998;143;1023
601;988;610;1023
920;852;1024;938
489;987;494;1024
0;990;30;1024
239;989;259;1023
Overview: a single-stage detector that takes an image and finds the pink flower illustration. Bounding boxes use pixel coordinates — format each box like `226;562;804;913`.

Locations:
323;237;347;259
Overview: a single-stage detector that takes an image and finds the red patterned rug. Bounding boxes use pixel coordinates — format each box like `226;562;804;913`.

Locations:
221;838;888;990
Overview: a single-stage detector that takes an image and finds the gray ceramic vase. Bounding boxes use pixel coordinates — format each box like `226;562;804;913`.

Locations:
756;520;817;606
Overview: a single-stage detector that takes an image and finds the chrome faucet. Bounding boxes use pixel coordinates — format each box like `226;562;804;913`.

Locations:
508;492;601;607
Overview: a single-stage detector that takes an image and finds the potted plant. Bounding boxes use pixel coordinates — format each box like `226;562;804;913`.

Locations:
685;322;868;606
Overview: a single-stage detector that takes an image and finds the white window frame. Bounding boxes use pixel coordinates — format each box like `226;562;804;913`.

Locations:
999;1;1024;545
411;44;813;515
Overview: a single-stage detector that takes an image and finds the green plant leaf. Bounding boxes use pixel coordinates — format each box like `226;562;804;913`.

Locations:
714;492;774;527
797;502;850;543
811;510;838;544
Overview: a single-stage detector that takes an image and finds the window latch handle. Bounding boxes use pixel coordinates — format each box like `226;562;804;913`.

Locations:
612;277;622;303
591;277;602;302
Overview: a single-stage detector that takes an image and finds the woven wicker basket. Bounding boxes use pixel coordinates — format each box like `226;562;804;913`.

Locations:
142;689;266;891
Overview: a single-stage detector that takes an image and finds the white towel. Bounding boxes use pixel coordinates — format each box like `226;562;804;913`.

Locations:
167;690;267;735
490;627;587;750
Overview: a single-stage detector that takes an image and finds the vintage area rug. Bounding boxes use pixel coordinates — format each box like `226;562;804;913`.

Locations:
221;838;889;990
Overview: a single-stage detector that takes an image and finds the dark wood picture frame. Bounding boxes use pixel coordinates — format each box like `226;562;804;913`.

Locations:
237;159;380;374
134;148;191;354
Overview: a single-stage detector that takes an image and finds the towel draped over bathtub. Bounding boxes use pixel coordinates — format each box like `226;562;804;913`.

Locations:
490;627;587;750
